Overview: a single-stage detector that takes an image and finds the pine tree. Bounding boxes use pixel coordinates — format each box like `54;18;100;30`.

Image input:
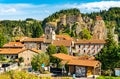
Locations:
96;28;120;75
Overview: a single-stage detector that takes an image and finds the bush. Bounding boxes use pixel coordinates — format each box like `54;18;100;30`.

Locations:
43;71;51;74
97;76;120;79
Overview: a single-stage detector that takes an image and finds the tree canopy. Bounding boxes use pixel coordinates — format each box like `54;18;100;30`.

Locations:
46;44;57;64
32;21;43;38
58;45;68;54
80;28;92;39
0;33;7;47
31;52;49;73
96;28;120;74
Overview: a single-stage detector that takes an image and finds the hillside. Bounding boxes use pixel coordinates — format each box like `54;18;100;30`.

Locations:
42;8;106;40
42;8;120;40
0;18;43;42
86;7;120;38
0;7;120;47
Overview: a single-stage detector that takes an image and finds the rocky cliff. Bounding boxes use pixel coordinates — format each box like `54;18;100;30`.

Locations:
44;10;106;40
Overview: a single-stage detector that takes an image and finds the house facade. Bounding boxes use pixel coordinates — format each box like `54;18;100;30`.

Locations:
0;49;41;66
22;28;73;55
73;39;106;56
52;53;101;77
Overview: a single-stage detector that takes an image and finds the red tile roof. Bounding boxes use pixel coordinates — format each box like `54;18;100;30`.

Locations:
53;40;72;46
3;42;24;48
56;35;73;40
0;48;41;54
52;53;76;60
52;53;100;67
75;39;106;44
23;38;44;42
68;59;99;67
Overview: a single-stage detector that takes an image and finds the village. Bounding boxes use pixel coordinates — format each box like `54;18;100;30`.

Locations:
0;15;120;79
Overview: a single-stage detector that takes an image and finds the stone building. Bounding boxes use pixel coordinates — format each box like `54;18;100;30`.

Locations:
53;53;101;77
72;39;106;56
0;48;41;65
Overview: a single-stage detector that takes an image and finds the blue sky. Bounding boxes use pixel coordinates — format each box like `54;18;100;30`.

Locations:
0;0;120;20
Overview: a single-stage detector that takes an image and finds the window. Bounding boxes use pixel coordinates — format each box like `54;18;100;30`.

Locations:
11;56;13;58
15;55;18;59
27;58;29;60
84;50;85;53
79;45;80;48
7;56;9;58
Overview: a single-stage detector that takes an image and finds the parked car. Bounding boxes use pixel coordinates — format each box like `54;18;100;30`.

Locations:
1;63;10;68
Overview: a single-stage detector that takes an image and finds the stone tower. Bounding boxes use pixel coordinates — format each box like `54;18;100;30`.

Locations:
45;26;56;40
60;15;66;26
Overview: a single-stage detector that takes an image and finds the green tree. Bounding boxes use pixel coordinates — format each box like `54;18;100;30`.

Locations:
0;33;7;47
80;28;92;39
46;44;57;63
46;44;57;56
0;55;6;61
58;45;68;54
32;21;43;38
96;28;120;75
18;57;24;63
31;52;49;73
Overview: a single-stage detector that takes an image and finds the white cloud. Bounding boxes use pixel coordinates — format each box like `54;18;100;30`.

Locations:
0;1;120;20
0;8;16;13
57;1;120;13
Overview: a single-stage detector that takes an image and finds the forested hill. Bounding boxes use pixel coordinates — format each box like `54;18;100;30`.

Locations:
42;7;120;38
42;8;80;28
0;18;43;42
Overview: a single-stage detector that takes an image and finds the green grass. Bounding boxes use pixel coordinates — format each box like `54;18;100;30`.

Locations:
97;76;120;79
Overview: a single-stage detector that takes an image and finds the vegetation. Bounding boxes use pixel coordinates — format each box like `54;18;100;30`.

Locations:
46;44;57;64
0;55;6;61
31;52;49;73
86;7;120;39
46;44;68;67
32;21;43;38
58;45;68;54
96;28;120;75
0;70;72;79
80;28;92;39
0;70;38;79
0;33;7;47
0;7;120;41
0;19;43;42
97;76;120;79
18;57;24;63
42;8;80;27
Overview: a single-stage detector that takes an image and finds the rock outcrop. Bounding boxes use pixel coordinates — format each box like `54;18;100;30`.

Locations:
92;16;106;39
45;15;106;40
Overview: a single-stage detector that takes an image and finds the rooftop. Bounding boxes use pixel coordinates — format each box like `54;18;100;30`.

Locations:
75;39;106;44
53;40;72;46
0;48;41;54
3;42;24;48
22;38;44;42
68;59;99;67
52;53;100;67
